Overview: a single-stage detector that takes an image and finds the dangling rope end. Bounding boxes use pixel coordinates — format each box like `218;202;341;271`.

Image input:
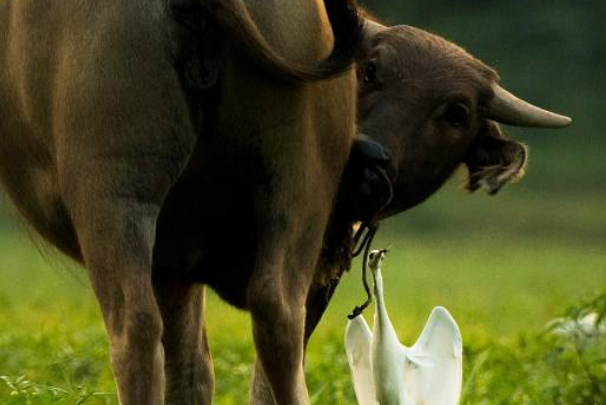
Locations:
347;298;373;320
347;222;380;319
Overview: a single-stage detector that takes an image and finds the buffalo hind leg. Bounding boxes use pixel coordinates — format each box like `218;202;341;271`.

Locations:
154;282;214;405
249;276;310;405
73;203;165;405
249;278;341;405
247;214;330;405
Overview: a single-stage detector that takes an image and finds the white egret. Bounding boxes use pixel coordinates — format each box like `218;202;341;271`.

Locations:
345;250;463;405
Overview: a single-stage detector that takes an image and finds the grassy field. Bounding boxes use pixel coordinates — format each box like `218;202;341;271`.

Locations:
0;158;605;405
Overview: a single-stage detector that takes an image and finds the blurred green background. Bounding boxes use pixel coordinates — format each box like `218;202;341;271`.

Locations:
0;1;604;404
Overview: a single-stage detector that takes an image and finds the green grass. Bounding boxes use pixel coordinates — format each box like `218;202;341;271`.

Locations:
0;167;605;404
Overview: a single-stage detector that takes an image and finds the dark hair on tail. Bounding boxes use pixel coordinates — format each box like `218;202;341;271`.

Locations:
205;0;363;82
320;0;364;77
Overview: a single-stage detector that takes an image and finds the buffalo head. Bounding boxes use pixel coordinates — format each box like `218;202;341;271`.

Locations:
356;22;571;218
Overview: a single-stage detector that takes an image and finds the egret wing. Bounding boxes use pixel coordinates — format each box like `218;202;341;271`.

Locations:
411;306;462;358
405;306;463;405
345;315;376;405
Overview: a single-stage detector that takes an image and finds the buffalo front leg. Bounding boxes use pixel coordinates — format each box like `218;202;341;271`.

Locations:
304;278;341;346
73;204;166;405
250;278;341;405
154;282;214;405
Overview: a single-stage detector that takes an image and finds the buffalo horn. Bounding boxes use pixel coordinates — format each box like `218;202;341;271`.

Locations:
488;85;572;128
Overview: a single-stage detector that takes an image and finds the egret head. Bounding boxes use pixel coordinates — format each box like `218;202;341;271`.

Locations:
368;249;388;271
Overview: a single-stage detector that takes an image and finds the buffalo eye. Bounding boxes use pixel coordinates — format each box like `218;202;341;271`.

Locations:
364;61;377;83
442;103;471;128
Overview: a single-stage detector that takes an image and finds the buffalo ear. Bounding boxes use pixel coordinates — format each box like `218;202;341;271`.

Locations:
463;121;528;195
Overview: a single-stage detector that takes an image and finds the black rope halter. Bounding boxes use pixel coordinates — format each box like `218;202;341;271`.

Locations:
343;134;396;320
347;223;379;319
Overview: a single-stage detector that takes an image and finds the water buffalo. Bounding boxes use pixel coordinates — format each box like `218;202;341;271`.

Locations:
0;1;362;404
